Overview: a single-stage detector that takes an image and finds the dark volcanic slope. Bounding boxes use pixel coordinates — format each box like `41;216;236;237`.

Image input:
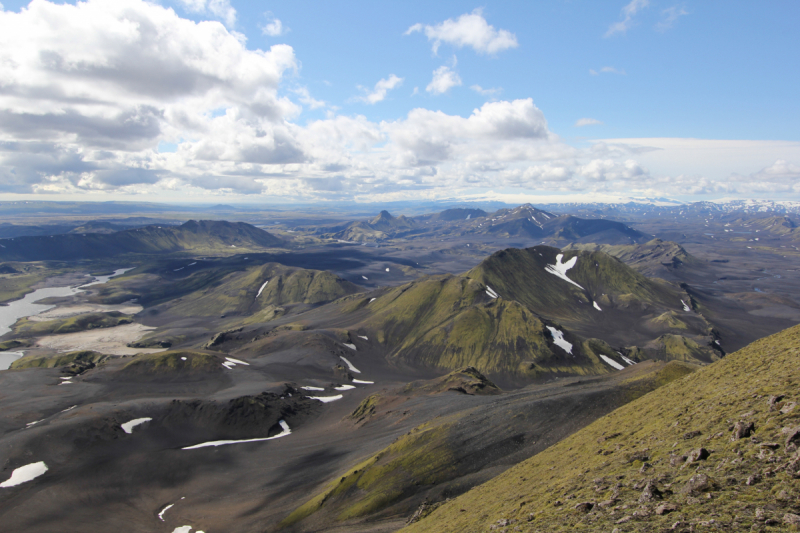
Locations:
404;322;800;533
0;220;284;261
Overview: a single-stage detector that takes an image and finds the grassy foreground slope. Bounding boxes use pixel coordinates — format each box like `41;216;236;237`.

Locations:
405;324;800;532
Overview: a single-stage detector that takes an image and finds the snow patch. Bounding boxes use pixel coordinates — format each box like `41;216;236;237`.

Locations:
343;343;357;351
385;268;390;272
358;335;368;340
369;298;376;303
593;301;602;311
618;353;636;365
545;254;584;290
121;417;152;434
681;299;691;312
222;362;236;370
301;386;325;391
335;385;356;391
340;356;361;373
352;379;374;384
26;419;44;428
308;395;343;403
546;326;573;354
226;357;249;366
362;275;368;280
256;280;269;298
61;405;77;413
181;357;187;361
0;461;48;488
158;504;174;521
485;286;499;299
599;354;625;371
183;420;291;449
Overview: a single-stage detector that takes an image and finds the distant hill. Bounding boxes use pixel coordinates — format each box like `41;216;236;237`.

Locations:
404;322;800;533
565;239;707;281
0;220;283;261
328;210;419;242
319;204;647;244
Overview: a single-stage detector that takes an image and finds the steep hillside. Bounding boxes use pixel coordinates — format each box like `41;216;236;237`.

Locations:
0;220;284;261
405;323;800;533
465;246;715;358
277;361;698;532
345;273;614;380
162;262;362;318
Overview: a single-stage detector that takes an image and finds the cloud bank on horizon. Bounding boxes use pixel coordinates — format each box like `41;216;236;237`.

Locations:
0;0;798;203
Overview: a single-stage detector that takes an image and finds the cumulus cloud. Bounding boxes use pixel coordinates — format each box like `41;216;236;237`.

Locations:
1;0;796;202
471;85;502;97
575;118;603;127
293;87;326;110
406;9;518;55
356;75;404;104
656;5;688;32
427;65;462;95
0;0;301;193
606;0;650;37
261;12;286;36
590;66;626;75
178;0;236;29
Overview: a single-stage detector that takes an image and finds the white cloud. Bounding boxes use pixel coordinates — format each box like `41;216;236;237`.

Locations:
1;0;798;202
656;5;688;32
406;8;518;55
293;87;326;110
471;85;502;97
590;66;626;75
605;0;650;37
178;0;236;28
357;75;404;104
427;65;462;95
261;12;286;36
575;118;603;127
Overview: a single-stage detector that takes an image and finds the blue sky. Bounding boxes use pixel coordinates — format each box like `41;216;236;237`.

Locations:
0;0;798;203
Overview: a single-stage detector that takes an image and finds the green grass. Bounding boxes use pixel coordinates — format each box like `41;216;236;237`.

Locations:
120;350;220;374
404;323;800;532
11;312;133;337
11;350;106;370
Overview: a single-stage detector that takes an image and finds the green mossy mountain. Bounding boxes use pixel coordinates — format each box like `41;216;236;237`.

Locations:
163;262;361;318
0;220;283;261
404;323;800;533
11;312;133;337
346;273;609;380
465;246;714;355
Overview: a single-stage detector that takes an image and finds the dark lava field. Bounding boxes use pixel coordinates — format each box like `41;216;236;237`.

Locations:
1;201;799;532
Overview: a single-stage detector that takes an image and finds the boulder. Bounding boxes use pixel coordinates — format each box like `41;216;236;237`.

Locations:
680;473;718;494
731;420;755;441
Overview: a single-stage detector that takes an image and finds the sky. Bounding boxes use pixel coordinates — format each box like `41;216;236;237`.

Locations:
0;0;798;205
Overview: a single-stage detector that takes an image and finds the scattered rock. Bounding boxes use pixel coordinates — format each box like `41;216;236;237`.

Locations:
746;473;761;485
685;447;710;464
670;454;688;467
731;420;755;441
784;513;800;526
597;499;618;508
656;502;678;515
769;395;785;411
755;508;766;521
759;442;780;450
776;490;791;501
785;427;800;449
627;449;650;463
683;430;702;440
680;473;718;494
782;402;797;415
574;502;594;513
639;480;663;503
